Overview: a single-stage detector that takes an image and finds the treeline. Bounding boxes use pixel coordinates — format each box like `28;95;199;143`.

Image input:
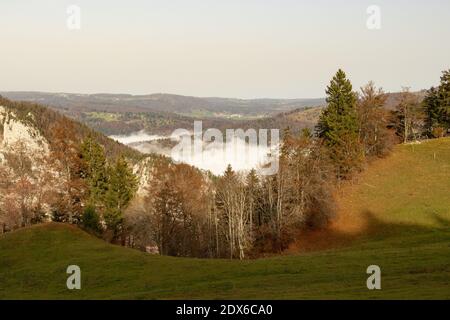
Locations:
424;69;450;134
392;70;450;141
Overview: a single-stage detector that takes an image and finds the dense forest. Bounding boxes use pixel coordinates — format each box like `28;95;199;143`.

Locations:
1;69;449;259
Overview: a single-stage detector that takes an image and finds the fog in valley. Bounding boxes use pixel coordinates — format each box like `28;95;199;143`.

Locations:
110;131;278;175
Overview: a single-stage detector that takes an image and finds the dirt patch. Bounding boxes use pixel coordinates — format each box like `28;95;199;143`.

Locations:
286;152;400;253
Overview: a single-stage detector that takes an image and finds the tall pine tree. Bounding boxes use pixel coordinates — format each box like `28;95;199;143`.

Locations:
104;155;138;239
423;87;443;136
317;69;358;143
80;136;109;207
437;69;450;129
423;69;450;137
316;69;362;178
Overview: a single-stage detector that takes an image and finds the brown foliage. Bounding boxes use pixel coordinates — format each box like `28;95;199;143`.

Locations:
47;120;87;223
357;82;395;158
125;159;212;257
0;141;54;231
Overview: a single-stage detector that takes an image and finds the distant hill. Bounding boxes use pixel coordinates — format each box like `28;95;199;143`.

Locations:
0;91;325;117
217;106;322;135
383;90;427;110
0;91;325;136
0;90;425;137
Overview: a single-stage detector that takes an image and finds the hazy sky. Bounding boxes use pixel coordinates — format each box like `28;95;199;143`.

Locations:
1;0;449;98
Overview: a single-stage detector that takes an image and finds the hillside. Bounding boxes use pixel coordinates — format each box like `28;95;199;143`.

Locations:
288;137;450;251
1;138;449;299
0;96;142;160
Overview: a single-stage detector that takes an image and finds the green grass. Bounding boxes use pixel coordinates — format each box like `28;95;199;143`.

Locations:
1;139;449;299
85;112;121;122
339;138;450;229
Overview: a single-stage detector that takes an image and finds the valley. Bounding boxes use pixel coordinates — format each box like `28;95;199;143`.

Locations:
1;0;449;305
1;138;449;299
1;71;448;300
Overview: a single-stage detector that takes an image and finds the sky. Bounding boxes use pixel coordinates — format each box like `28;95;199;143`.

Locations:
1;0;449;98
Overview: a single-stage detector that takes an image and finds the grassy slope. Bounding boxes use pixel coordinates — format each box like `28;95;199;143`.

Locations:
1;139;449;300
337;137;450;231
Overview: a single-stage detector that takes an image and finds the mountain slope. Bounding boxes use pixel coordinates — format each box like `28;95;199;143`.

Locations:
0;96;142;160
1;138;449;299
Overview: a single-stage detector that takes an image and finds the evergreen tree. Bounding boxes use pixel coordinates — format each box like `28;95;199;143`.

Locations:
104;155;138;238
423;87;443;136
317;69;358;144
81;205;102;234
80;136;109;207
423;69;450;137
316;69;362;178
223;164;235;181
437;69;450;129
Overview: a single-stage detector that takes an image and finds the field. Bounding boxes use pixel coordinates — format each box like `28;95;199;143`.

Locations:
85;112;121;122
0;138;449;299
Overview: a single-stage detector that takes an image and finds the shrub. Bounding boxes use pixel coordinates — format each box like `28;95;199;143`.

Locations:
81;206;102;235
431;127;446;138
